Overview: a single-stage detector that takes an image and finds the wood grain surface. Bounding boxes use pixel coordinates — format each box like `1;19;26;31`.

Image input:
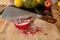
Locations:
0;19;59;40
0;4;60;40
51;5;60;32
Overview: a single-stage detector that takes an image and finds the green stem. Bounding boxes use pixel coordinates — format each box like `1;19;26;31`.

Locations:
34;7;40;14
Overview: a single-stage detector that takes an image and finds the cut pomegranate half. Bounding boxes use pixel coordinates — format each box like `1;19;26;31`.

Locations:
14;19;30;30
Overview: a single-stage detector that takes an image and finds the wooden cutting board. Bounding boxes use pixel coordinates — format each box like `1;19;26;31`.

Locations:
51;5;60;31
2;19;60;40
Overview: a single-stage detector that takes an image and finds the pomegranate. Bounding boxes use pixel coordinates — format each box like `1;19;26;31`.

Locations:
44;0;52;7
14;19;30;30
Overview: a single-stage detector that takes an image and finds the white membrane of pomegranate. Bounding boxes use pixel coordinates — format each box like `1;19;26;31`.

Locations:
15;20;30;25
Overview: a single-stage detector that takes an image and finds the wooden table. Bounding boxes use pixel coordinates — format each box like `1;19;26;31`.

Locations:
0;19;60;40
51;5;60;31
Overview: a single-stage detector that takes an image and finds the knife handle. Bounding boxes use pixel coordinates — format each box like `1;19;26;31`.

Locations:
41;16;57;23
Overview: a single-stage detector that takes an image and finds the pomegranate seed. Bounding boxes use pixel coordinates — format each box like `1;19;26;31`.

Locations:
33;31;36;34
30;31;34;35
39;29;42;32
23;31;28;35
35;29;40;32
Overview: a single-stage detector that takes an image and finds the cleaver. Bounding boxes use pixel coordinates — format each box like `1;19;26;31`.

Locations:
1;6;56;23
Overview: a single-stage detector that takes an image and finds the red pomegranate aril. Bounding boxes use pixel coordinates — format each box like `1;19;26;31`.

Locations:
23;31;28;35
35;29;40;32
30;31;34;35
33;31;36;34
30;31;33;34
35;28;42;33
